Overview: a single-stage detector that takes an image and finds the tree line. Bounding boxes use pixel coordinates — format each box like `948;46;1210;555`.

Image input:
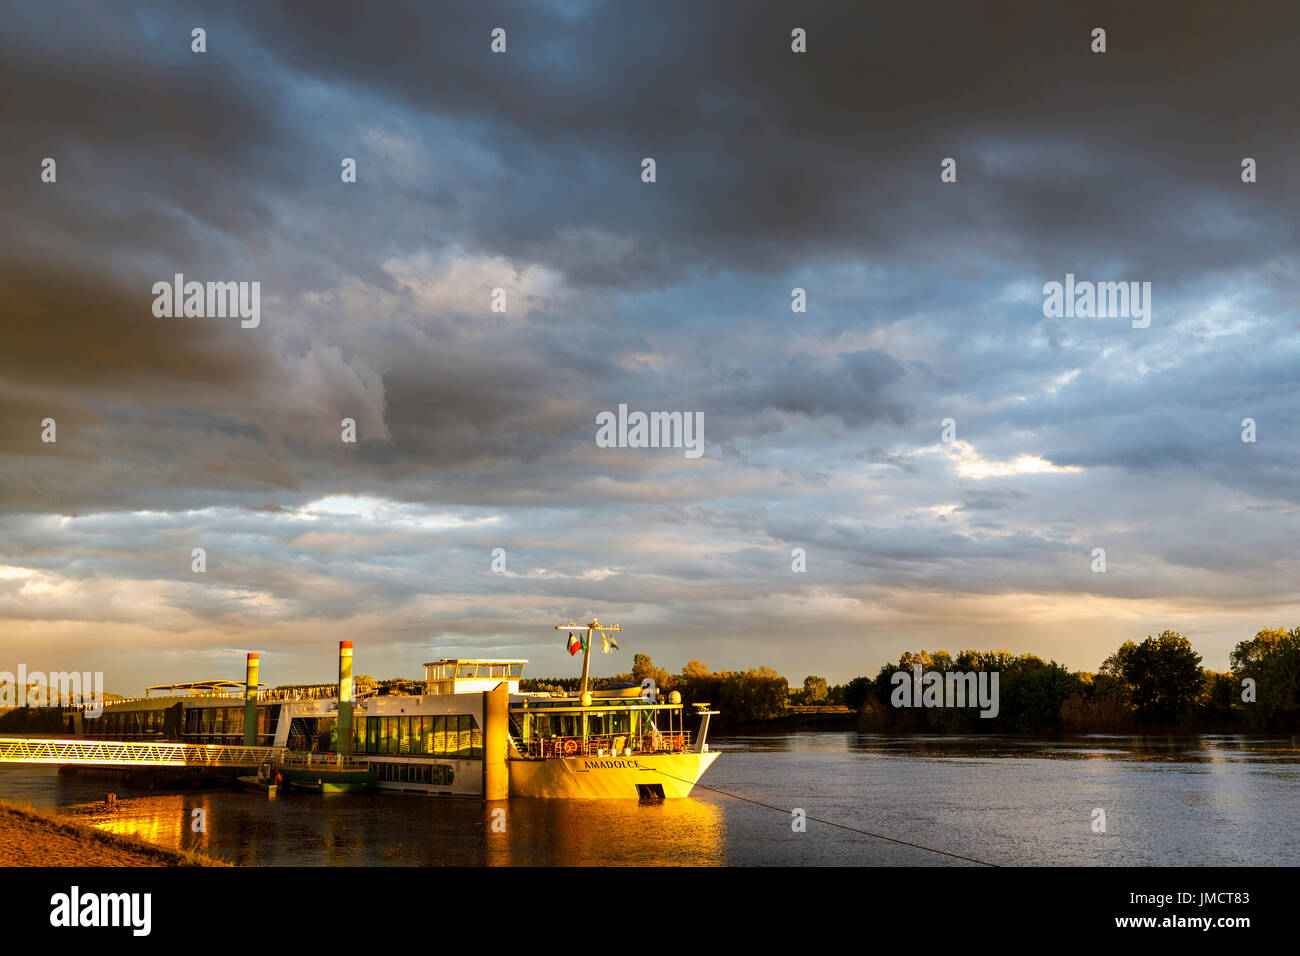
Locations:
521;626;1300;733
6;627;1293;735
837;627;1300;733
522;654;789;722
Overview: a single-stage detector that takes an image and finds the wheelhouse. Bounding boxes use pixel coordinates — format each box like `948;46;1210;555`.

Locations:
423;659;525;695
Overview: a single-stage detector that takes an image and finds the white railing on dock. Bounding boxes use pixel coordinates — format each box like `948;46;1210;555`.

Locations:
0;737;286;767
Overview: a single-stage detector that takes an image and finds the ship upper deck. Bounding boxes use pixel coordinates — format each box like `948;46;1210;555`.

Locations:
422;659;527;695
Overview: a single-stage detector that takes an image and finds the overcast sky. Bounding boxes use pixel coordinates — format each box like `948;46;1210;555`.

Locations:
2;0;1299;693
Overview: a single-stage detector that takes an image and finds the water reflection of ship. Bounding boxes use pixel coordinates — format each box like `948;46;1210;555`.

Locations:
482;797;726;866
66;787;724;866
81;793;210;857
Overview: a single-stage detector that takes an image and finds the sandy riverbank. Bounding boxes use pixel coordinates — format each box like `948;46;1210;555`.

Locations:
0;799;226;867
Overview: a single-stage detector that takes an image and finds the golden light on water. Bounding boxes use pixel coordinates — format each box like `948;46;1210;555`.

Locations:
70;790;724;866
483;798;725;867
79;793;214;856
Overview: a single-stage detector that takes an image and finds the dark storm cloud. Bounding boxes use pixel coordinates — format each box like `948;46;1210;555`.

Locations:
8;0;1300;295
221;0;1300;287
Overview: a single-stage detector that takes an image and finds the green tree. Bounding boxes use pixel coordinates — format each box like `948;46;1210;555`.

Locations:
629;654;672;690
802;675;829;703
677;665;788;721
632;654;654;683
1196;670;1239;726
996;658;1083;733
1230;626;1300;731
681;659;711;679
1061;670;1135;732
843;676;874;713
1102;630;1203;724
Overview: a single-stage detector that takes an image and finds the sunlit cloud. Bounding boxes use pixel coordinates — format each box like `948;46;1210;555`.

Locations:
937;441;1084;480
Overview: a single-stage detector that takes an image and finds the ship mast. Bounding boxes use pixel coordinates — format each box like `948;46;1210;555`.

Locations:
556;618;622;697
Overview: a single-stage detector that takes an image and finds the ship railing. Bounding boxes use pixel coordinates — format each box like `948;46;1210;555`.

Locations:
261;685;340;702
279;751;373;770
639;730;692;753
513;732;692;759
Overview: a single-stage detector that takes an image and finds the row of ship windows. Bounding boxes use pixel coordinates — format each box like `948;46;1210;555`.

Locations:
372;762;455;786
83;710;167;734
84;707;279;736
84;709;480;761
342;714;483;758
186;707;276;736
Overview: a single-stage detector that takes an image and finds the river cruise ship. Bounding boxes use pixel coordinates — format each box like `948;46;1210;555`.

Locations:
69;620;720;799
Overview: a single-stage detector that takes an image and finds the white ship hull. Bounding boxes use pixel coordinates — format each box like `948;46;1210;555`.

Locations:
509;750;720;799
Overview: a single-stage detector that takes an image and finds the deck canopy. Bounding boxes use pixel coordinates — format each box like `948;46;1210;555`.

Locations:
143;679;261;698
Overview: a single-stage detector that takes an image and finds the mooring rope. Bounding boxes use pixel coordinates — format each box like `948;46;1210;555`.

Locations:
653;766;1001;866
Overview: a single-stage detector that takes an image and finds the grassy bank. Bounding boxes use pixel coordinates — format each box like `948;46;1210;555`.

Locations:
0;798;226;867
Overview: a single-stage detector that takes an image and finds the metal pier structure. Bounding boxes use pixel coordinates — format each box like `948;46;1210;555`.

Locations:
0;737;285;768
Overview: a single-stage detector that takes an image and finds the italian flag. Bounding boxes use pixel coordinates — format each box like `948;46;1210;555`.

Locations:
566;631;586;656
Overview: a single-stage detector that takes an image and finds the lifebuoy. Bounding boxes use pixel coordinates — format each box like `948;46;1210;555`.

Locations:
562;738;579;757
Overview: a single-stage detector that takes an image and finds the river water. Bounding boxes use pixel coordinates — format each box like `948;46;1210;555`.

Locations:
2;732;1297;866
